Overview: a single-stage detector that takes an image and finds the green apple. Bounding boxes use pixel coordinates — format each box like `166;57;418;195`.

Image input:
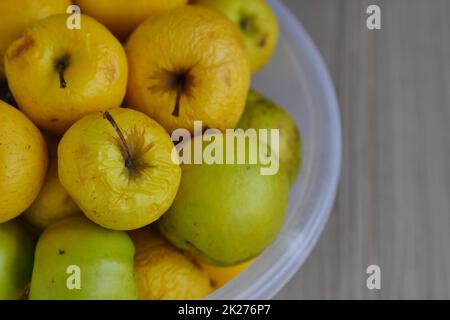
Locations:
238;90;302;185
29;216;137;300
192;0;278;73
0;220;35;300
158;133;289;266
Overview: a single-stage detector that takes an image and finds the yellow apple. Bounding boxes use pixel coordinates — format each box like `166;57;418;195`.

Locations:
24;136;81;230
74;0;188;41
0;100;48;223
4;14;128;136
0;0;70;79
199;259;255;289
126;6;250;134
58;108;181;231
130;228;212;300
192;0;279;73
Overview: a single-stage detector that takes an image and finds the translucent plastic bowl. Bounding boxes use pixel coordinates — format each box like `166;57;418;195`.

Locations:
208;0;342;299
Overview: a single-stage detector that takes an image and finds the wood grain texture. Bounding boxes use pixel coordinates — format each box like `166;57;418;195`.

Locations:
276;0;450;299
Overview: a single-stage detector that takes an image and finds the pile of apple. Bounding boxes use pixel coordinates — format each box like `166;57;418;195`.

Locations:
0;0;301;300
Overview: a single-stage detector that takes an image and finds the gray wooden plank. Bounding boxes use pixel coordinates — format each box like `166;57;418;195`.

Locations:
276;0;450;299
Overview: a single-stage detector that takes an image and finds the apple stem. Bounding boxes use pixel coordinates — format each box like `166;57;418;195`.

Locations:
172;72;188;117
172;89;182;117
103;111;133;169
240;18;252;33
57;62;67;88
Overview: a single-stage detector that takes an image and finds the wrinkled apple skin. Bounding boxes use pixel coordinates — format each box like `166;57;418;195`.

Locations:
29;216;137;300
126;6;250;133
129;228;212;300
58;108;181;231
0;220;35;300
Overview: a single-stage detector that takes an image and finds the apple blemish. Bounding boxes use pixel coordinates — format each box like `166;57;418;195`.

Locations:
11;36;34;59
258;34;268;47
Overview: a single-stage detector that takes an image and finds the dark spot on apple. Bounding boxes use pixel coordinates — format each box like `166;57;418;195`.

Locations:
63;194;72;204
50;118;59;122
51;279;55;284
258;34;269;47
11;36;34;59
58;249;65;255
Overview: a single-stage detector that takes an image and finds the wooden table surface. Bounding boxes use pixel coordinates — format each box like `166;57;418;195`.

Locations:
276;0;450;299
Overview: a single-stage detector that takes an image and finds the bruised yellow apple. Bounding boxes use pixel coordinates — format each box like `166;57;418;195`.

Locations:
126;6;250;134
24;136;81;230
0;100;48;223
130;228;212;300
0;0;70;79
74;0;188;41
4;14;128;136
58;108;181;231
